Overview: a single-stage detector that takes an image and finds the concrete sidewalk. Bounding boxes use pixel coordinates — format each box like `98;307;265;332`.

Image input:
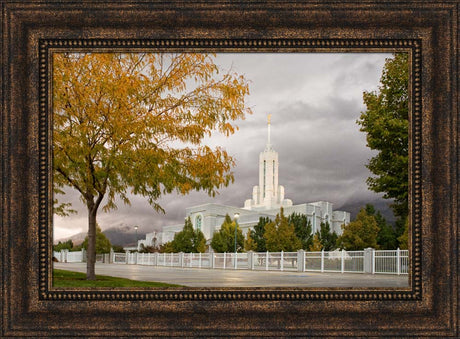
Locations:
54;262;410;288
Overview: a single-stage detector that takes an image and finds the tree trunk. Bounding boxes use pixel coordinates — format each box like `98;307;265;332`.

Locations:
86;203;97;280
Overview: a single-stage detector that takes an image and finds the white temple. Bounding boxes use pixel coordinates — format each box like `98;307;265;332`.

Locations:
138;116;350;249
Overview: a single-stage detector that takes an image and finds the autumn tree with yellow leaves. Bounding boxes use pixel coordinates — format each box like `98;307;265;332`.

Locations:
53;53;251;279
264;208;302;252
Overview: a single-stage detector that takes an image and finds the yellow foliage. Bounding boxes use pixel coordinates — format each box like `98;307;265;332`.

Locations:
309;234;323;251
53;52;252;213
244;231;257;251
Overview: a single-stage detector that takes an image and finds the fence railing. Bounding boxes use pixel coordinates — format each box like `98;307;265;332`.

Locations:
106;249;408;275
53;250;84;263
53;249;109;264
54;248;408;275
374;249;409;275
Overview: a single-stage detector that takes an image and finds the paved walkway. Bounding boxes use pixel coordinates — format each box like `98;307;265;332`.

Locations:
55;263;409;288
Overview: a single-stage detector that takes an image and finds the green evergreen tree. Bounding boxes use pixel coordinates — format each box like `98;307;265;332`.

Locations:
364;204;398;249
210;214;244;253
264;208;302;252
316;221;338;251
111;244;125;253
170;217;206;253
397;217;409;249
248;216;270;252
287;213;313;250
192;227;207;253
53;239;74;252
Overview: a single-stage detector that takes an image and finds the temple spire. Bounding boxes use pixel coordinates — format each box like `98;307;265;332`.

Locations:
266;114;272;150
243;114;292;211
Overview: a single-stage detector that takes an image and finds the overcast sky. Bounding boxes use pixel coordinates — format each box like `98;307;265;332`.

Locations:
54;53;392;240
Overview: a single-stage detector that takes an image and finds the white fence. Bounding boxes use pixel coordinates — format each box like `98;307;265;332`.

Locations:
108;248;408;275
53;250;84;263
53;249;110;263
374;249;409;275
54;248;408;275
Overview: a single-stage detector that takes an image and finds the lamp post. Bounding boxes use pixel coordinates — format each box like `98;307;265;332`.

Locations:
233;213;240;269
134;225;138;251
233;213;240;253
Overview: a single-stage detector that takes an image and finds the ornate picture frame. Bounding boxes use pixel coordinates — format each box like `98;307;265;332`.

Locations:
1;1;457;337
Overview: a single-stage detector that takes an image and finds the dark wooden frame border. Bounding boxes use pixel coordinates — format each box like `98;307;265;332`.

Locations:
41;39;420;301
2;1;457;337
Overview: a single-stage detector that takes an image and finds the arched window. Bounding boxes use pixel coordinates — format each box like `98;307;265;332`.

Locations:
195;215;202;231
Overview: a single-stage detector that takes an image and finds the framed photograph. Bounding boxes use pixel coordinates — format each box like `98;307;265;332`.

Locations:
51;51;410;289
2;1;457;337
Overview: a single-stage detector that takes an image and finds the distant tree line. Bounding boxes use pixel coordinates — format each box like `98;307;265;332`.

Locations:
160;217;206;253
55;203;406;256
157;204;406;254
53;225;116;254
55;202;406;256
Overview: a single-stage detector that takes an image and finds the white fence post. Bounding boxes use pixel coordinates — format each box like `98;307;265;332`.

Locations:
341;249;345;273
125;251;129;264
223;252;226;270
280;251;284;271
211;252;215;269
397;248;401;275
248;251;254;270
266;251;269;271
304;250;306;272
179;252;184;268
234;252;237;270
199;252;202;268
363;248;373;273
297;250;305;272
321;250;324;273
372;249;375;274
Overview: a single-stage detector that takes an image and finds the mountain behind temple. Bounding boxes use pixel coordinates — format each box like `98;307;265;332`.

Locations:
103;225;147;247
54;225;147;247
337;198;396;225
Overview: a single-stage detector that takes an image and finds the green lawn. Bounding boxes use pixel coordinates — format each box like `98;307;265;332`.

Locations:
53;269;183;288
